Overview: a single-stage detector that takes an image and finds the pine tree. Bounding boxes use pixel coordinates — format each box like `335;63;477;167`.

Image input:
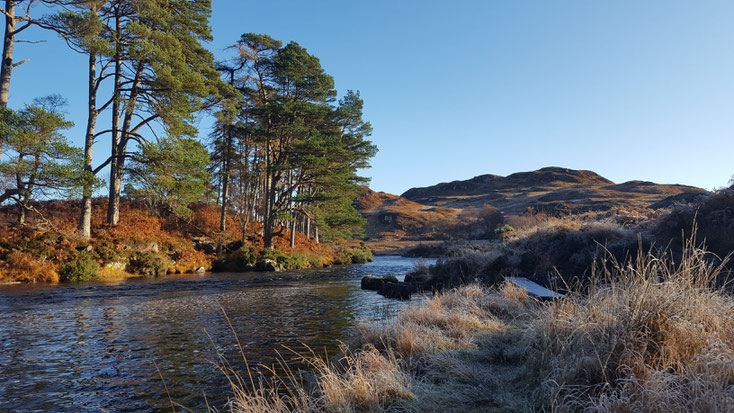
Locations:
125;136;210;218
0;97;80;224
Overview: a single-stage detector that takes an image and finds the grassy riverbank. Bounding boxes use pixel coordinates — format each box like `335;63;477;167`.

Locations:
222;241;734;412
0;198;372;284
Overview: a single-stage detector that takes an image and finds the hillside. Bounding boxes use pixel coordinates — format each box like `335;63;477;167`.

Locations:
357;167;708;251
355;186;461;247
400;167;706;214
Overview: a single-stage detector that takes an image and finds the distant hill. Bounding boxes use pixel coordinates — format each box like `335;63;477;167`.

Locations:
400;167;706;215
357;167;708;250
355;187;461;240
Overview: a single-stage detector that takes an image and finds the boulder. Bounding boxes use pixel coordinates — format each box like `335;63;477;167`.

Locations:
195;266;206;274
378;282;417;300
256;259;283;272
361;274;399;291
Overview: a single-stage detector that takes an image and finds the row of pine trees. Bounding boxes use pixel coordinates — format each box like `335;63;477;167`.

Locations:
0;1;376;248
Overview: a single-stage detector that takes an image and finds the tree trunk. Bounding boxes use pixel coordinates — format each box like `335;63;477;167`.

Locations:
79;52;97;239
0;0;14;108
108;58;141;225
107;12;123;225
0;0;15;158
263;137;273;248
17;202;24;224
107;166;122;224
290;212;296;248
314;226;319;244
219;127;231;232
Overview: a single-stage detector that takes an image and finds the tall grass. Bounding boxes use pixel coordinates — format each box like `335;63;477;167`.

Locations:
532;235;734;411
216;234;734;412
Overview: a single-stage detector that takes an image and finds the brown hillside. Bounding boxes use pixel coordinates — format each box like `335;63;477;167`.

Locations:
358;167;709;252
355;186;461;240
400;167;706;214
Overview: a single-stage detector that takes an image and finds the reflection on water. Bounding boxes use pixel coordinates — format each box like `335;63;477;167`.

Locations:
0;256;432;412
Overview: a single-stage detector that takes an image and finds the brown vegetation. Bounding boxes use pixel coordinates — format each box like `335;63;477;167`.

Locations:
356;167;707;254
222;239;734;412
405;188;734;292
0;198;331;283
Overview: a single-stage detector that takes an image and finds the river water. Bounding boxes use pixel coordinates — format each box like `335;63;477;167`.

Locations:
0;256;430;412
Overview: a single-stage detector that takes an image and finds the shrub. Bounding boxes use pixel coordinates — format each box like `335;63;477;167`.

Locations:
93;242;122;264
280;252;309;270
223;247;324;271
335;247;374;265
257;247;287;263
127;251;168;276
495;224;514;238
59;253;99;282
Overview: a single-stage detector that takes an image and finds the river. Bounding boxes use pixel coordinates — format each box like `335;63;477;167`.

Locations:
0;255;431;412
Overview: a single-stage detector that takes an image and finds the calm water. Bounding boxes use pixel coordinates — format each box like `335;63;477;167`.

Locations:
0;256;431;412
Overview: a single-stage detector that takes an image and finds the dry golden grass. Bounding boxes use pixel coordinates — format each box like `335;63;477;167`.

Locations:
218;233;734;412
352;285;508;358
0;250;59;283
219;284;531;412
531;235;734;411
96;265;136;281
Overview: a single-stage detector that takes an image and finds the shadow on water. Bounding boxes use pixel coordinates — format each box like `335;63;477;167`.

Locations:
0;256;433;412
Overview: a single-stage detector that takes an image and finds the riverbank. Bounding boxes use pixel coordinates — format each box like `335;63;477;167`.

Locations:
0;256;423;411
225;243;734;412
0;198;372;284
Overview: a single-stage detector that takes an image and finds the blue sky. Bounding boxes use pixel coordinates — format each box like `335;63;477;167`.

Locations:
7;1;734;195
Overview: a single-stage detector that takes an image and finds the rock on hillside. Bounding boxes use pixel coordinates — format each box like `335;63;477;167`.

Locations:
400;167;707;215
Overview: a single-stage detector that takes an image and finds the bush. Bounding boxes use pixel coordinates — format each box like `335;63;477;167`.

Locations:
93;242;122;263
222;246;325;271
495;225;514;238
127;251;168;276
229;245;258;268
335;247;374;265
59;253;99;282
280;252;310;270
257;247;286;263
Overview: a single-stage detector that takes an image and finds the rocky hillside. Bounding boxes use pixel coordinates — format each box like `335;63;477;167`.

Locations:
400;167;706;215
357;167;708;249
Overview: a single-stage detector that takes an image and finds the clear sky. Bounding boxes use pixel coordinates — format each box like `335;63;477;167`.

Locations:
7;1;734;195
